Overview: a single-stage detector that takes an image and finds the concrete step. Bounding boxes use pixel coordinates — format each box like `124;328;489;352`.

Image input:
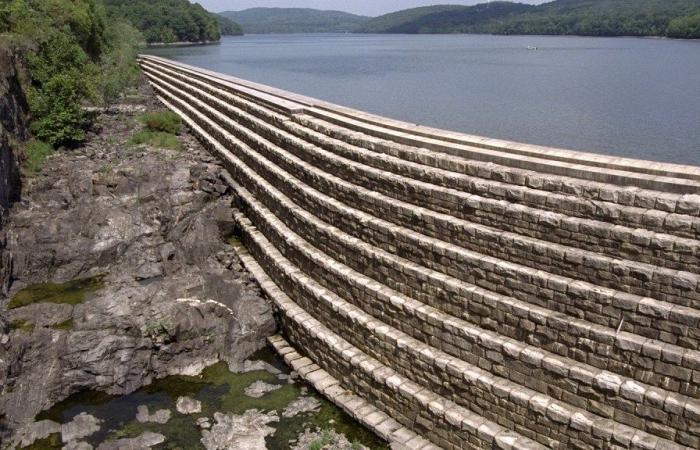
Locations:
143;70;700;354
140;64;700;310
154;89;698;448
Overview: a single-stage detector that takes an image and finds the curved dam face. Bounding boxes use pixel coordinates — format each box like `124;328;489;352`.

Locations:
138;55;700;450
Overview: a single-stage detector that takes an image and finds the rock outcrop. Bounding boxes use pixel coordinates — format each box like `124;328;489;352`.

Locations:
0;44;27;298
0;83;276;439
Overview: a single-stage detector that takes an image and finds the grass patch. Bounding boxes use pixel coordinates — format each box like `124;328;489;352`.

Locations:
8;276;105;310
9;319;35;333
309;429;334;450
52;319;74;331
22;139;54;174
19;432;61;449
128;130;180;150
140;111;182;134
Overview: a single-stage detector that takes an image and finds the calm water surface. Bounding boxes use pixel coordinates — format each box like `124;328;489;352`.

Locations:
147;34;700;166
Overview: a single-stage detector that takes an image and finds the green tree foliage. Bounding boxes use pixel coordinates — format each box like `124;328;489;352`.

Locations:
0;0;142;148
358;0;700;38
104;0;225;43
218;8;368;34
217;16;244;36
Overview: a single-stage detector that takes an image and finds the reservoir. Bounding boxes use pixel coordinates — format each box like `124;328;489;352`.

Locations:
146;34;700;166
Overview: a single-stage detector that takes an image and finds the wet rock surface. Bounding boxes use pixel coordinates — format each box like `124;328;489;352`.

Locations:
0;82;276;441
200;410;279;450
244;380;282;399
95;431;165;450
176;396;202;415
135;405;171;424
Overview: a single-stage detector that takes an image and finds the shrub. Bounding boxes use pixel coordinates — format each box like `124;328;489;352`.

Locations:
129;130;180;150
22;139;54;173
140;110;182;134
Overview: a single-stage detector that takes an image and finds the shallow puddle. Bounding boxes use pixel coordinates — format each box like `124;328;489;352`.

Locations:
32;347;389;449
9;276;105;309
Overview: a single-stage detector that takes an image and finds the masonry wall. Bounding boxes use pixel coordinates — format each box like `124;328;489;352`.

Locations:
138;55;700;450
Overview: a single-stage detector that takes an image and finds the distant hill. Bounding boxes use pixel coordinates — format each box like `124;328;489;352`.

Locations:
219;8;369;34
357;5;478;33
104;0;242;43
217;16;244;36
356;0;700;38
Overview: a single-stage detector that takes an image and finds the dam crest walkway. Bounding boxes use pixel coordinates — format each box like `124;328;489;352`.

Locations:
138;55;700;450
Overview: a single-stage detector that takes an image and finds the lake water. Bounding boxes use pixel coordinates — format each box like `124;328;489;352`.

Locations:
146;34;700;166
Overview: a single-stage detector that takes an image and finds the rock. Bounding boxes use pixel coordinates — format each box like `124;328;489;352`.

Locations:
61;412;101;443
0;80;276;439
63;441;94;450
291;428;368;450
176;396;202;415
282;396;322;418
96;431;166;450
135;405;171;424
11;419;61;448
197;417;212;430
134;262;163;281
200;410;278;450
243;380;282;398
230;359;282;375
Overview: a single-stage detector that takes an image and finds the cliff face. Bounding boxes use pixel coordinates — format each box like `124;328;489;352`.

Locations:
0;45;26;225
0;45;27;299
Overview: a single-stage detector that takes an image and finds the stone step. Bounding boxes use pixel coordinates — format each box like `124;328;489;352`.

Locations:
138;54;700;196
305;104;700;199
228;186;691;450
140;59;700;270
221;125;700;399
266;335;440;450
140;64;700;306
153;89;698;448
230;161;700;441
291;112;700;242
143;70;700;352
232;213;546;450
139;63;700;292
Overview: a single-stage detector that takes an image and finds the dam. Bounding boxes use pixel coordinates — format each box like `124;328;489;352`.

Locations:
138;54;700;450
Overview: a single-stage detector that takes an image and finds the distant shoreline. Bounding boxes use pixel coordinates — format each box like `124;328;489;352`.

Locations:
216;32;700;42
145;40;223;48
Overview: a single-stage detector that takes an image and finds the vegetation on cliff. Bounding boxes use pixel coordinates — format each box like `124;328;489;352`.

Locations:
104;0;232;44
0;0;142;150
218;8;369;34
356;0;700;38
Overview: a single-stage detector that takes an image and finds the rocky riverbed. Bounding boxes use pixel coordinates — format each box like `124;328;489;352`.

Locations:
0;81;387;449
6;347;387;449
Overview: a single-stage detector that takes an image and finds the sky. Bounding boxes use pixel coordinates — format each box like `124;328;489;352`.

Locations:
201;0;548;16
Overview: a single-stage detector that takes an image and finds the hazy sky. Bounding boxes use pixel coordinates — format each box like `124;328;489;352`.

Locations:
202;0;548;16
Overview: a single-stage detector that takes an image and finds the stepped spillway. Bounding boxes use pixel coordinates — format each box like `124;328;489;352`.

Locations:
138;55;700;450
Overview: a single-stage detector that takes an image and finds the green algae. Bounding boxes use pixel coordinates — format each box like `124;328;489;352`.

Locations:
9;276;105;309
19;432;61;449
51;319;74;331
9;319;35;333
32;347;389;449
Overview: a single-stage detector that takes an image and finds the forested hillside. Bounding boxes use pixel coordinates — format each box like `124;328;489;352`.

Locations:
0;0;141;148
357;0;700;38
217;15;244;36
104;0;229;43
219;8;369;34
